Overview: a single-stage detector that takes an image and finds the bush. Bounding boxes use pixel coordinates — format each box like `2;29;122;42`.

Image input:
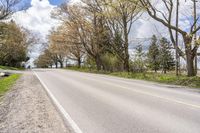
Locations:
101;53;123;72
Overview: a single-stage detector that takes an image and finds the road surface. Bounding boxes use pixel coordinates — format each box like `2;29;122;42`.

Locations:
34;69;200;133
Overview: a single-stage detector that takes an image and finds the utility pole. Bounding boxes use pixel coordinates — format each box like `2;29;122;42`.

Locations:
175;0;180;76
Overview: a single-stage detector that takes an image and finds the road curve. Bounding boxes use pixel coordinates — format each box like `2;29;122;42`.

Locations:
34;69;200;133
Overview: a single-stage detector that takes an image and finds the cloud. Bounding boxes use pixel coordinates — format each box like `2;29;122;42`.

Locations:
68;0;82;5
13;0;60;42
12;0;61;65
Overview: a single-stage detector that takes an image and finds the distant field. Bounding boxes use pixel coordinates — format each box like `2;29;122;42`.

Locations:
0;74;21;98
0;65;24;70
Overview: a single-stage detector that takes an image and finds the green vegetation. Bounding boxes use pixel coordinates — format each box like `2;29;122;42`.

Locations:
66;67;200;89
0;21;30;68
0;65;24;70
0;74;21;98
36;0;200;77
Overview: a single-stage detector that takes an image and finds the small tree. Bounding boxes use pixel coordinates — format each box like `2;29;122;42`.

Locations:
159;37;175;74
147;35;160;72
132;44;146;73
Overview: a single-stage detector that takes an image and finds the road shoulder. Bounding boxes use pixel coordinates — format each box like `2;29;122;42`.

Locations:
0;72;70;133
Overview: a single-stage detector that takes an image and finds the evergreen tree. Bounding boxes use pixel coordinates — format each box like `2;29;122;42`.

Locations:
132;44;146;72
147;35;160;72
159;37;175;74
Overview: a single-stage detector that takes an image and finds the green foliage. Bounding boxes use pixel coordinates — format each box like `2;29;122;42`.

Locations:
0;74;21;97
65;67;200;89
110;72;200;88
111;31;125;58
131;44;147;72
147;35;160;72
159;37;175;73
0;65;24;70
101;53;123;72
35;49;54;68
0;21;28;68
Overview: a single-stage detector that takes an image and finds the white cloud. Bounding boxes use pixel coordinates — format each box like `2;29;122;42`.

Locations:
68;0;81;5
13;0;60;42
12;0;61;66
130;0;199;40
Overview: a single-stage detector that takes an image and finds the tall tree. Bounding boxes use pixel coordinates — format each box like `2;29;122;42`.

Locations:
132;44;146;72
147;35;160;72
48;30;68;68
60;4;110;70
159;37;175;74
139;0;200;76
58;23;85;68
100;0;142;71
0;21;29;67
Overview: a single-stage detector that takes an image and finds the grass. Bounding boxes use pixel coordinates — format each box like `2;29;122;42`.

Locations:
66;66;200;89
0;65;25;70
0;74;21;98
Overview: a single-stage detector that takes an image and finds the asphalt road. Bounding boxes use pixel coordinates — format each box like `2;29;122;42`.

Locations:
34;69;200;133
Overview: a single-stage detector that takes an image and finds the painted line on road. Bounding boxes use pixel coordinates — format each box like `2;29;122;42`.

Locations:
87;76;200;110
33;71;83;133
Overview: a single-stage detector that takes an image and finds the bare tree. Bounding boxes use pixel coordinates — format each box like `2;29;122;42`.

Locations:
100;0;142;71
60;4;110;70
0;0;22;20
48;30;68;68
139;0;200;76
57;23;85;68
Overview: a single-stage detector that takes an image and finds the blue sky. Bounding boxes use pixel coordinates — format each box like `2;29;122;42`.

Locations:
22;0;66;6
48;0;66;5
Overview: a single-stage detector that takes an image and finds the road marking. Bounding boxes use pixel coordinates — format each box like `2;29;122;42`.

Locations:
33;71;83;133
86;76;200;110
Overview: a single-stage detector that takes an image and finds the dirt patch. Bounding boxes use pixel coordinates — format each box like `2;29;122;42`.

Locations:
0;72;71;133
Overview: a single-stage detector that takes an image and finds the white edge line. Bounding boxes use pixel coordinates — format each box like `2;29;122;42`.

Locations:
33;70;83;133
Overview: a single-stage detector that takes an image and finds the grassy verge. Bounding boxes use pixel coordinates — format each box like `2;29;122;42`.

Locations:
0;74;21;98
0;65;25;70
66;67;200;89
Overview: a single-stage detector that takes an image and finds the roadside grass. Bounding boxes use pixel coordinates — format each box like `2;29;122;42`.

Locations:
66;67;200;89
0;74;21;98
0;65;25;70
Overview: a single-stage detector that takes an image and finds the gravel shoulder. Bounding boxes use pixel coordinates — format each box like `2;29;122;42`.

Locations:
0;71;70;133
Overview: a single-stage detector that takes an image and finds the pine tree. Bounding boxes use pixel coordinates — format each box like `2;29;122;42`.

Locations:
147;35;160;72
133;44;146;72
159;37;175;74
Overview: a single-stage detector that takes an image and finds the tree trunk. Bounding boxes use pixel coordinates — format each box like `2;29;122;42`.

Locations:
55;62;58;68
124;49;129;72
184;36;196;77
95;55;101;71
186;51;195;76
123;19;130;72
164;69;167;74
58;60;63;68
77;57;81;68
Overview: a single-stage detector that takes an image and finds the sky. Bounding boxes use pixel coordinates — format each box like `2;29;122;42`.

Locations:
13;0;64;65
11;0;200;66
22;0;66;6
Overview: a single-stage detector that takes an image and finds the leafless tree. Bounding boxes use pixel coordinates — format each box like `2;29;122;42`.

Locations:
0;0;22;20
139;0;200;76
